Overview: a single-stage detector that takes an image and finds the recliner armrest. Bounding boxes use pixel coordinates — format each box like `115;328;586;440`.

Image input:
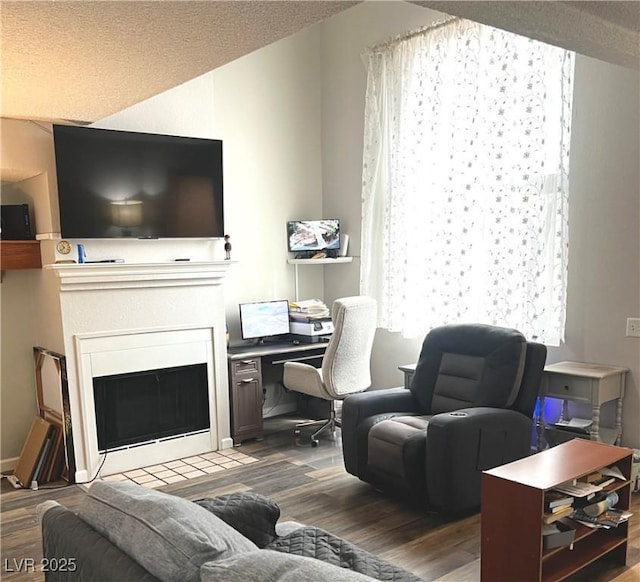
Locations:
428;407;531;434
341;388;420;477
342;388;418;424
425;408;533;513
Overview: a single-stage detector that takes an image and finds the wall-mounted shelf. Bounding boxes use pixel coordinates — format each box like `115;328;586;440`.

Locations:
0;240;42;270
287;257;353;265
287;257;353;300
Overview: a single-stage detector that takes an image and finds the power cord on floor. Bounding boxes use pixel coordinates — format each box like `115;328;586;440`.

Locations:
2;450;109;491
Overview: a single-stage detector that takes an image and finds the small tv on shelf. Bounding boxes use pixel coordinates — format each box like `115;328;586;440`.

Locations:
53;125;224;239
239;300;290;343
287;219;340;253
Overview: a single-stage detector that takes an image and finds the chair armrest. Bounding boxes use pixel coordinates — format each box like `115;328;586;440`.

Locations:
425;408;533;513
342;388;420;477
428;407;532;435
283;362;325;399
342;388;418;425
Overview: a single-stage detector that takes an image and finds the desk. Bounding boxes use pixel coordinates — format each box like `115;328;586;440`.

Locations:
227;341;327;443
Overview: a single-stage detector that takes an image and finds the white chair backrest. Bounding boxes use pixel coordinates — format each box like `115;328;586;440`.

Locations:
321;296;377;398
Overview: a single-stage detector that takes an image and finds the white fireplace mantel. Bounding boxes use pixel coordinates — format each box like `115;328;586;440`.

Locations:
45;260;235;291
44;259;235;482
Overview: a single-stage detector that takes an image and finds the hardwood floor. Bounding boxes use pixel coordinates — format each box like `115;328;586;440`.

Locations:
2;418;639;581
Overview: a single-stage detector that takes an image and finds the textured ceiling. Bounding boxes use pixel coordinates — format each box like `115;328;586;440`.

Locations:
1;1;638;125
0;1;357;123
414;1;640;70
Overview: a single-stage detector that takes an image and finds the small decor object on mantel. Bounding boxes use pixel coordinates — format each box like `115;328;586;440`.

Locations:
56;240;71;255
224;234;232;260
55;240;76;264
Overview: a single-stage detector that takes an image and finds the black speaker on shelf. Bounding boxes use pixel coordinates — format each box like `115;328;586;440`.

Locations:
1;204;34;240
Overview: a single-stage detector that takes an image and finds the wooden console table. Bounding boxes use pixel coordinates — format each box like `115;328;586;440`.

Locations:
481;438;633;582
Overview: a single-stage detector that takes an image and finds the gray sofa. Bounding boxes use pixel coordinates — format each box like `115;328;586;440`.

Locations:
39;481;422;582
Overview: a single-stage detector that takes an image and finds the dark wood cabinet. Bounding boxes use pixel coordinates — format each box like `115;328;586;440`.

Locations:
228;357;263;443
227;341;328;445
481;439;633;582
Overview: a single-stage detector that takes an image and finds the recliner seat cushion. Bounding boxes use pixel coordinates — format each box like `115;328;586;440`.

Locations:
409;324;526;413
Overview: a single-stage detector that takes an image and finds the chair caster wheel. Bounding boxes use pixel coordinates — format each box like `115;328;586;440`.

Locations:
311;440;318;448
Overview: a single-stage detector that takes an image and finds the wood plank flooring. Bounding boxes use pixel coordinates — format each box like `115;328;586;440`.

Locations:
2;417;639;581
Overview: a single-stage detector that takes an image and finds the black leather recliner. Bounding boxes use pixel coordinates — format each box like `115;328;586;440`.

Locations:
341;323;547;514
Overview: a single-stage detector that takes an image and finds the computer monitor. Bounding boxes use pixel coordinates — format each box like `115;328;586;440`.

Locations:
239;300;290;343
287;219;340;252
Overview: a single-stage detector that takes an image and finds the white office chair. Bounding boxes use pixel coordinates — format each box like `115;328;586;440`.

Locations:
283;296;377;446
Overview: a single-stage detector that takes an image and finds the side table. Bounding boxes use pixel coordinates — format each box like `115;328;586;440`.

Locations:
398;363;416;389
538;360;628;450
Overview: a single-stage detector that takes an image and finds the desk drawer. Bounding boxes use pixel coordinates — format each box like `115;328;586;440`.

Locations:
546;375;592;402
231;358;261;377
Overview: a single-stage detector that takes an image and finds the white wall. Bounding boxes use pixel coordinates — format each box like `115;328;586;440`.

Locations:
209;26;325;334
319;2;640;448
0;119;63;464
550;56;639;445
0;270;40;465
320;2;441;390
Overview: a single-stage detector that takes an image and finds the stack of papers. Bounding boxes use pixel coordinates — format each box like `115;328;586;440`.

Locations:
552;418;592;433
553;481;604;497
289;299;330;320
571;508;633;529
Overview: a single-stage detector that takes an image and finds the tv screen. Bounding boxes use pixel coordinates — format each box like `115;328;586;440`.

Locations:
239;300;290;342
287;219;340;252
53;125;224;239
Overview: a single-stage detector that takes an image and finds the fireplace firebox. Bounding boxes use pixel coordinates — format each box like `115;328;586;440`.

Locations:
93;363;210;451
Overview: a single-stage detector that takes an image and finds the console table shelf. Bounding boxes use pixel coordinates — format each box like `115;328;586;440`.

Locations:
481;439;633;582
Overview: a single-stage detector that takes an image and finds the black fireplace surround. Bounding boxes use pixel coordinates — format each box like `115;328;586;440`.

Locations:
93;363;210;451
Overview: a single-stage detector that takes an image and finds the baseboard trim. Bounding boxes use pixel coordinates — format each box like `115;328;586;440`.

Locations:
1;456;18;474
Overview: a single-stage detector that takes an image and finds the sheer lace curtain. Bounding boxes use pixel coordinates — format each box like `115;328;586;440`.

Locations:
360;18;574;346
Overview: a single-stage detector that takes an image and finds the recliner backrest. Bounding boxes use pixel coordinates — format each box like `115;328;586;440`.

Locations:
409;324;528;414
321;296;377;398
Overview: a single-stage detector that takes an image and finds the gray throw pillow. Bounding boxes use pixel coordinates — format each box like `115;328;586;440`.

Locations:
200;550;378;582
78;481;257;582
195;492;280;548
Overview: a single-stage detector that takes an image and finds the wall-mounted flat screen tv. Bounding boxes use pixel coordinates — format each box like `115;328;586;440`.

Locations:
239;300;290;343
287;219;340;252
53;125;224;239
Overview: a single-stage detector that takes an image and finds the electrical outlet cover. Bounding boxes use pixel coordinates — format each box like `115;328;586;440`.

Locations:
626;317;640;338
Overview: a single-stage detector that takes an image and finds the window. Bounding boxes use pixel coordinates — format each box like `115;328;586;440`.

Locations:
361;18;574;345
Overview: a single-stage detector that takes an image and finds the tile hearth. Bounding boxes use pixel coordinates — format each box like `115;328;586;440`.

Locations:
99;449;258;488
